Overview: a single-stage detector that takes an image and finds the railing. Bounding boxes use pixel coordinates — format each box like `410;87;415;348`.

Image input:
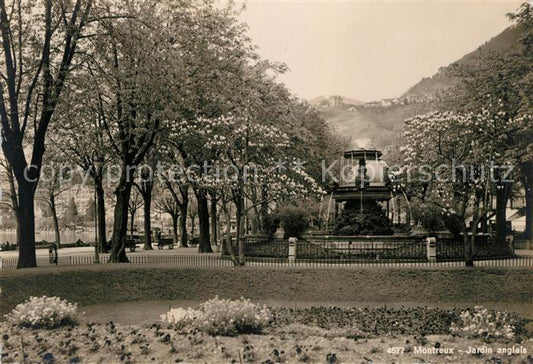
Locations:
298;238;427;260
1;252;533;270
1;253;532;270
514;239;532;250
223;237;289;258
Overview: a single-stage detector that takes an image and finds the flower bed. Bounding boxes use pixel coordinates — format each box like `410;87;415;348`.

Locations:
4;296;79;329
1;304;531;364
161;297;272;335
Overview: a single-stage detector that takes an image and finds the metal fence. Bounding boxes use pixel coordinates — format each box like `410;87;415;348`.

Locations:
223;236;518;261
1;253;532;270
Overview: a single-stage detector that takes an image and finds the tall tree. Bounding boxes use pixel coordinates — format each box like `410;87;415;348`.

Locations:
52;63;115;254
134;151;159;250
444;2;533;242
402;111;528;266
155;194;180;246
127;189;143;240
36;160;72;248
90;1;174;262
0;0;92;268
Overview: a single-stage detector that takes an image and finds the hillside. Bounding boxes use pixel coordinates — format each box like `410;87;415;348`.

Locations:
316;102;433;151
403;24;524;99
315;24;525;152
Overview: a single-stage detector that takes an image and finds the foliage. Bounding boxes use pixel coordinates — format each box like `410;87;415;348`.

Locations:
450;306;525;339
411;202;445;232
262;214;280;238
4;296;79;329
161;297;272;336
271;306;461;336
334;201;393;235
273;305;527;339
277;206;310;238
400;109;530;263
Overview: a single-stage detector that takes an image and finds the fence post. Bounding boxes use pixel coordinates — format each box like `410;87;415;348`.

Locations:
288;237;297;265
426;237;437;262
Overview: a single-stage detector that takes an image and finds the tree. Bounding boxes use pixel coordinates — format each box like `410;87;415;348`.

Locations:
89;1;174;262
155;194;180;246
36;159;72;247
159;170;190;248
0;159;18;244
64;197;79;226
127;189;143;240
188;198;198;238
507;2;533;242
134;151;160;250
51;62;115;254
443;2;533;242
0;0;92;268
402;111;527;266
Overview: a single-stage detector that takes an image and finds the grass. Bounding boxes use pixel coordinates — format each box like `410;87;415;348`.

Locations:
1;265;532;316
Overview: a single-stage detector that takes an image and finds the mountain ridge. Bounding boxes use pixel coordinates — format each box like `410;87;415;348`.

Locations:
314;23;525;152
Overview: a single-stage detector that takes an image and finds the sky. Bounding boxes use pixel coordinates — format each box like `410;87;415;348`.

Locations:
235;0;524;102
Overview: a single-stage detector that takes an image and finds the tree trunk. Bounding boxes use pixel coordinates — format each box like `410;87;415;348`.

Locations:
95;180;108;253
196;189;213;253
495;185;510;245
525;181;532;241
49;193;61;248
171;213;179;245
6;163;20;245
260;184;269;233
109;173;134;263
522;163;532;241
130;211;135;239
142;191;153;250
16;184;37;268
179;200;189;248
480;196;488;233
224;207;238;265
210;192;218;246
235;194;245;265
463;225;474;267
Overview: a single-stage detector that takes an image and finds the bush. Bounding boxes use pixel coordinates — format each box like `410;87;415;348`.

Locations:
161;296;272;336
4;296;79;329
412;203;445;232
444;214;464;238
262;214;280;238
450;306;524;339
277;206;310;238
272;306;460;336
335;200;393;235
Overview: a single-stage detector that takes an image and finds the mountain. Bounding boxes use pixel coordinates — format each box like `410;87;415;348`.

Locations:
310;95;365;108
316;99;433;152
402;24;524;99
315;24;525;153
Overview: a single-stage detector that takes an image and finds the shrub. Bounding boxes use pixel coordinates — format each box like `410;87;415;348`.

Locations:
277;206;310;238
161;296;272;336
412;203;445;232
450;306;524;339
335;200;393;235
262;214;280;238
271;306;460;335
444;214;463;238
5;296;79;329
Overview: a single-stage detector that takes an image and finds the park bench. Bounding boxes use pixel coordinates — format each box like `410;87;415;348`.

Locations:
157;237;174;250
124;238;137;253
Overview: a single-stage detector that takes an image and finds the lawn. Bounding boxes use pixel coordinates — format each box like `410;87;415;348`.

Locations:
1;265;532;316
1;265;533;363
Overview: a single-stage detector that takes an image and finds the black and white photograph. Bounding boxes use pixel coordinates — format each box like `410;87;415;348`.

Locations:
0;0;532;362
